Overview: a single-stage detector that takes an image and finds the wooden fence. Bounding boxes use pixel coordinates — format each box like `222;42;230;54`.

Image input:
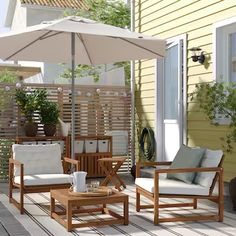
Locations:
0;83;131;181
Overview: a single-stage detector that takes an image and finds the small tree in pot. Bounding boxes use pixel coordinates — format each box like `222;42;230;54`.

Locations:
39;100;60;136
15;88;47;136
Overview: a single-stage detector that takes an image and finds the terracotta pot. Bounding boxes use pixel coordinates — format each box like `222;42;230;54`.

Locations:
229;177;236;211
44;124;56;136
24;122;38;137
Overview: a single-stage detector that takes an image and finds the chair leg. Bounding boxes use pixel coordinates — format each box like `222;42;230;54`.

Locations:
218;169;224;222
136;189;140;212
219;199;224;222
193;198;197;209
154;196;159;225
9;181;13;203
20;187;24;214
9;164;13;203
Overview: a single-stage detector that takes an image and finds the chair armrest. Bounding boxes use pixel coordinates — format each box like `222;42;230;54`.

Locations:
63;157;80;171
155;166;222;174
136;161;172;177
9;158;23;166
9;158;24;185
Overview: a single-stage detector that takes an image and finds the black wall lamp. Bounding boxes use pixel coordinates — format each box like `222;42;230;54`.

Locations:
189;47;205;64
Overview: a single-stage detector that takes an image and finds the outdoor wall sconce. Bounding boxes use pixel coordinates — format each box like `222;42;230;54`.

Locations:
189;47;205;64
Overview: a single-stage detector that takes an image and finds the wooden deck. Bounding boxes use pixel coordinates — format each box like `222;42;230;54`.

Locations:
0;174;235;235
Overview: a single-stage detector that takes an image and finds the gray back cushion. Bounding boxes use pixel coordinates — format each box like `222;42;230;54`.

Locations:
167;145;205;184
194;149;223;187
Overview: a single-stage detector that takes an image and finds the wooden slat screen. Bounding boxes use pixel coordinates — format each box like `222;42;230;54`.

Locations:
0;83;131;181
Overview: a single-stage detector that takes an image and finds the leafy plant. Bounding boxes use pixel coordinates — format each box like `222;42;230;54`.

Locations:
61;65;102;82
63;0;131;84
15;88;47;122
0;70;17;83
65;0;130;28
190;82;236;152
0;71;18;111
39;100;60;125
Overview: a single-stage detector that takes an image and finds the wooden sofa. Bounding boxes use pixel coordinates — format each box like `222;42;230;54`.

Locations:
135;148;224;224
9;143;79;214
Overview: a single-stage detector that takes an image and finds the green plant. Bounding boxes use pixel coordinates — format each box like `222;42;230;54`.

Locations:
190;82;236;152
65;0;130;28
61;65;102;82
0;70;18;111
63;0;131;84
39;100;60;125
15;88;47;122
0;70;17;83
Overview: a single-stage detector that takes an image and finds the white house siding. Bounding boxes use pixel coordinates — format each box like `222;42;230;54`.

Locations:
11;0;27;30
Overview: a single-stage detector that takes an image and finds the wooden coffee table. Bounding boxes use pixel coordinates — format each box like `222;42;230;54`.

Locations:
50;188;129;231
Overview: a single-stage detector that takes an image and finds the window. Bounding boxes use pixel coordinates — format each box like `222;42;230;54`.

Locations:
164;43;179;120
215;17;236;83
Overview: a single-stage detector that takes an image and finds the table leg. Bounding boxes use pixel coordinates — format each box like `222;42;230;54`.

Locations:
66;202;72;232
100;164;120;190
112;161;126;188
99;159;126;191
50;196;55;218
102;203;106;214
114;173;126;188
124;196;129;225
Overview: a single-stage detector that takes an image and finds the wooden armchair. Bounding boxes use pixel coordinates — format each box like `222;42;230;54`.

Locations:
9;143;80;214
135;148;224;224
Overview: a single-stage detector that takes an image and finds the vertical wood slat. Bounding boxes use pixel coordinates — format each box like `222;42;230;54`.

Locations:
0;83;131;180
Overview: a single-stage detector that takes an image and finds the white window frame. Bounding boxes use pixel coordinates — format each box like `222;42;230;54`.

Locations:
213;17;236;124
213;16;236;82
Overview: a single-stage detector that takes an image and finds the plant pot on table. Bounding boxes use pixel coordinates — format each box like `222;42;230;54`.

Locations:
24;122;38;137
43;124;56;136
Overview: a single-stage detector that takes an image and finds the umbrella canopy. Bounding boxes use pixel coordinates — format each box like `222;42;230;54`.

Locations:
0;16;165;64
0;16;165;158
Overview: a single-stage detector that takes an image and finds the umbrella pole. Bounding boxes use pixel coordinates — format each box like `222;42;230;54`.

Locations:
71;32;76;159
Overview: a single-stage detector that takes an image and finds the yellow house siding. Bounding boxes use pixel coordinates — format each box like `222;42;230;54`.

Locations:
136;0;217;31
135;0;236;181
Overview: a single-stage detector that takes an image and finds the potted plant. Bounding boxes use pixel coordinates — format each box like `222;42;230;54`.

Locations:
191;82;236;210
15;88;47;136
39;100;60;136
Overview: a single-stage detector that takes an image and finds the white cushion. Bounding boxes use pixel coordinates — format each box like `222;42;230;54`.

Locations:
12;144;63;176
135;177;209;196
14;174;72;186
194;149;223;187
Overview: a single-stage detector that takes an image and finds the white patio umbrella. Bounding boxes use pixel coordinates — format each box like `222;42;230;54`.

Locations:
0;16;165;158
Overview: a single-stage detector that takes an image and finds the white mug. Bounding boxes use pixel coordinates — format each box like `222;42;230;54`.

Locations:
71;171;87;192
